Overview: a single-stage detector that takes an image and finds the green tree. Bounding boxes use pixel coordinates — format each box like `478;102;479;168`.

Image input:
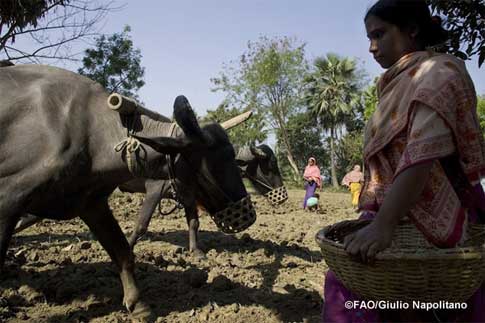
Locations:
203;101;267;147
428;0;485;67
477;95;485;136
335;131;364;182
0;0;67;33
276;112;329;183
305;53;362;187
78;26;145;98
1;0;113;62
211;36;308;179
363;77;379;121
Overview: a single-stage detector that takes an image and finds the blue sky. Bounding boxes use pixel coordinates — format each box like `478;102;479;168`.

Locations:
13;1;485;116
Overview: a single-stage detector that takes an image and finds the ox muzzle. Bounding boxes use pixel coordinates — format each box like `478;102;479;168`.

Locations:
264;186;288;206
209;195;256;234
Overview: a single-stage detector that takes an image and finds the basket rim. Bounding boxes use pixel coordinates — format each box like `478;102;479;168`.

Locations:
316;225;485;261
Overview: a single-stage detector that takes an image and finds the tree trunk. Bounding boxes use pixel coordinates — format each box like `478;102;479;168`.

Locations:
330;126;339;188
275;113;300;181
285;149;300;181
280;130;300;180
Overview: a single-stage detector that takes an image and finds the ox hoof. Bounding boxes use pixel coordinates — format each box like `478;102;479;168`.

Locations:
130;301;152;322
123;289;140;313
191;248;206;260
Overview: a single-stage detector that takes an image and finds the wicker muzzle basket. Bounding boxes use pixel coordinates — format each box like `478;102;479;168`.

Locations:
210;195;257;234
316;219;485;302
264;186;288;206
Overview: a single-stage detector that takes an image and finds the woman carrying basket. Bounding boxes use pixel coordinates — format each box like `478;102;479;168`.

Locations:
323;0;485;322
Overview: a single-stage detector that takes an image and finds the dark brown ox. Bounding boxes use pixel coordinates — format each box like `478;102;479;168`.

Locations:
0;64;252;312
117;144;287;252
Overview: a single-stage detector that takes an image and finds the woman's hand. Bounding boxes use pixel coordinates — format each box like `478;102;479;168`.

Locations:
343;219;395;263
343;161;433;263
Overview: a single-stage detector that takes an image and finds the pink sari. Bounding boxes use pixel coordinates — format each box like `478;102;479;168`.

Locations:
323;51;485;322
304;165;322;188
341;169;364;187
360;51;485;247
303;161;321;208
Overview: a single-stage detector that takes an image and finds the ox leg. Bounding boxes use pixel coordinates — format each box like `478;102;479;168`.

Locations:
128;185;163;249
185;204;205;258
80;198;140;312
0;210;21;273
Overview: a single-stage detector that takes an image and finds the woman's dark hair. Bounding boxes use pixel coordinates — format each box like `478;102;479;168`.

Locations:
365;0;448;48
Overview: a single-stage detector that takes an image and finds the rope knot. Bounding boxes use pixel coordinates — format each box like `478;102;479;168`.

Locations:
114;137;141;153
114;137;141;174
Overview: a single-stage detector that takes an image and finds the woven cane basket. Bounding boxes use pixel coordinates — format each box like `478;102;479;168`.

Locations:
210;196;257;234
316;219;485;302
264;186;288;206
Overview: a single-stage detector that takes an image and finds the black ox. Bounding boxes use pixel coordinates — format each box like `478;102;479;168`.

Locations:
0;64;254;312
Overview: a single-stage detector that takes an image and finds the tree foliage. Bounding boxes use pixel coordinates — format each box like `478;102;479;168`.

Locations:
203;102;267;147
78;26;145;98
363;77;379;122
0;0;68;32
334;131;364;182
211;36;308;179
0;0;114;63
428;0;485;67
276;112;328;180
343;98;366;133
477;95;485;136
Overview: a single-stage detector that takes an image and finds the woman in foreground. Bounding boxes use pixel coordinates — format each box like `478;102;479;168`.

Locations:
323;0;485;322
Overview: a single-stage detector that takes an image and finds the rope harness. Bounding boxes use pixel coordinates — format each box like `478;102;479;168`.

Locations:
114;137;141;175
158;123;184;215
114;110;183;216
114;110;143;176
114;115;257;232
165;123;242;209
241;169;274;191
240;168;288;206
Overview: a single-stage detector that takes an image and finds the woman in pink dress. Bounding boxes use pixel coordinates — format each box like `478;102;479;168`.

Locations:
303;157;322;209
322;0;485;322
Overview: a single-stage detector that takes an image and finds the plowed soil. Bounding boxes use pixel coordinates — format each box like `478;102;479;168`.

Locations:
1;189;356;323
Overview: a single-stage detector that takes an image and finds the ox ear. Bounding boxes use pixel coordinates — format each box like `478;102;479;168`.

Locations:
173;95;204;140
132;135;193;155
250;145;267;159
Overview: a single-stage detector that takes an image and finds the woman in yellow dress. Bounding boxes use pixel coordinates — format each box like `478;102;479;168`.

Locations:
341;165;364;208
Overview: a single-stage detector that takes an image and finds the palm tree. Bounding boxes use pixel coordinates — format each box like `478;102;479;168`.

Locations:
363;77;379;121
305;53;361;187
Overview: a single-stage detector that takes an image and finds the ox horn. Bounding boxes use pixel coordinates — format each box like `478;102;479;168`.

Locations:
107;93;141;114
220;110;253;130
